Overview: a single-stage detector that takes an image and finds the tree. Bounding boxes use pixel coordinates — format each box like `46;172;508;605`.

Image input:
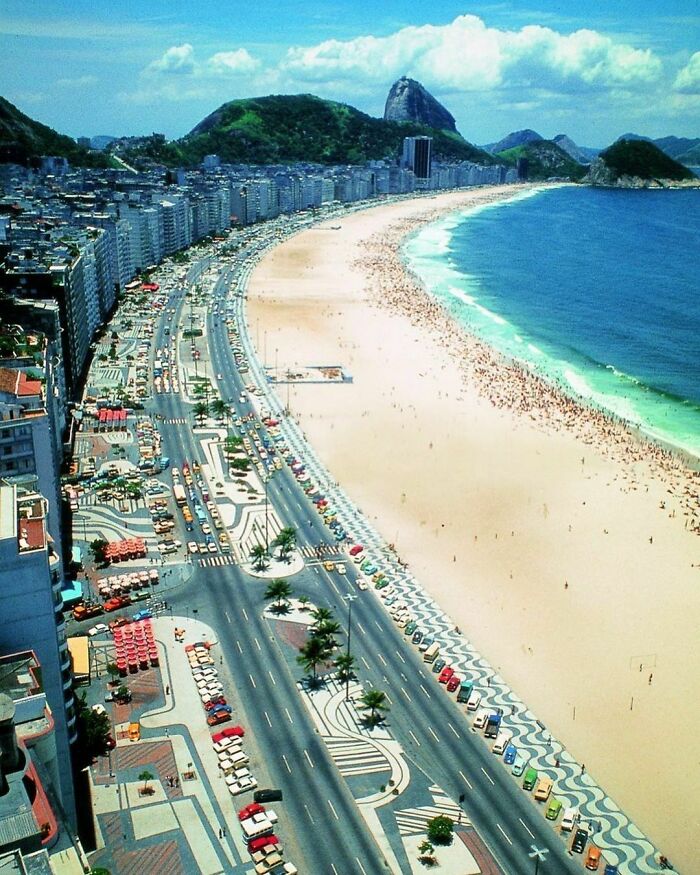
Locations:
335;652;356;683
360;688;389;727
73;693;113;767
264;578;293;613
211;398;230;421
312;619;341;651
273;526;297;562
106;662;120;685
418;840;436;866
224;434;243;455
310;606;334;626
298;595;310;611
426;815;454;846
249;543;269;571
193;401;209;423
139;770;154;793
90;538;109;565
297;635;333;685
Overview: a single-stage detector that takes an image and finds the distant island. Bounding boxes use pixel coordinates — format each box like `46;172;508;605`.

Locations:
587;139;695;187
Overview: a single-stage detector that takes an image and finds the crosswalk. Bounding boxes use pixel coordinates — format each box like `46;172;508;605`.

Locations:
162;417;188;424
326;738;391;777
395;787;466;836
298;544;343;559
197;554;235;567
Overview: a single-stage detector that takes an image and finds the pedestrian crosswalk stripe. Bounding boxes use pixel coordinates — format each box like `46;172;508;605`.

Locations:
395;801;466;836
198;554;235;567
163;417;187;424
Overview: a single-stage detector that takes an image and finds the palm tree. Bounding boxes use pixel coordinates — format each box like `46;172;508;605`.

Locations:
310;606;334;626
224;434;243;456
298;595;310;611
211;398;230;421
264;578;293;613
249;543;269;571
360;688;389;727
312;619;342;651
335;652;356;684
297;636;333;685
193;401;209;423
273;526;297;562
139;769;154;793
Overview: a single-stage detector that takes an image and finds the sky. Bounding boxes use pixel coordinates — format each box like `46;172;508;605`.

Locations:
2;1;699;148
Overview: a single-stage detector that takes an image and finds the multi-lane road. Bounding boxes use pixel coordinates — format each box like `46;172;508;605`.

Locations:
146;230;586;874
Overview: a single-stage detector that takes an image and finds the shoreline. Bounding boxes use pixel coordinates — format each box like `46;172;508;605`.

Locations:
247;183;698;870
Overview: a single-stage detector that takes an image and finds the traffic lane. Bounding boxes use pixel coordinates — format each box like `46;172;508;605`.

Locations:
208;566;387;875
313;572;581;874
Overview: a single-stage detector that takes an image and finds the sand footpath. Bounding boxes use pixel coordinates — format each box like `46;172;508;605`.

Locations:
248;185;698;870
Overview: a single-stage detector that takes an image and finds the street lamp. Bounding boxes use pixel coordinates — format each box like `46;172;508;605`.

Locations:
343;594;357;701
264;475;270;552
528;845;548;875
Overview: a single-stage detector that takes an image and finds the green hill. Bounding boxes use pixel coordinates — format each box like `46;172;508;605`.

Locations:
0;96;111;168
599;139;693;181
122;93;495;168
495;139;587;181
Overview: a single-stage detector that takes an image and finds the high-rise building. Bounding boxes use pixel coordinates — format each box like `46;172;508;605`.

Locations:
0;486;76;826
402;136;433;179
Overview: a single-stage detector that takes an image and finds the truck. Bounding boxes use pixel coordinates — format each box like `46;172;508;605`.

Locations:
173;484;187;506
484;711;502;738
456;681;474;703
423;642;440;664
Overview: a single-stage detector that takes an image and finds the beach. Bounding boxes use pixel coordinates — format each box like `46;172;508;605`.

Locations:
247;184;699;870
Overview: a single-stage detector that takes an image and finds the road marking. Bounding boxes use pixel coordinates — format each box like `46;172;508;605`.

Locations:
264;711;272;728
400;687;412;702
304;803;315;824
481;767;495;786
249;674;257;689
241;607;249;621
357;622;367;636
282;754;291;773
356;858;368;875
384;692;393;705
395;650;406;664
254;637;262;651
285;708;293;725
496;823;513;845
330;865;339;875
374;621;383;631
327;799;339;820
304;749;315;769
459;769;473;790
236;640;243;654
268;670;276;686
428;726;440;743
361;656;370;670
519;818;535;839
447;722;460;739
408;729;421;746
419;683;431;699
378;653;387;666
224;610;231;623
329;579;340;595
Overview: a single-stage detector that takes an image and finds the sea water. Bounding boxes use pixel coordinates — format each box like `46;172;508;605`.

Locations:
404;186;700;459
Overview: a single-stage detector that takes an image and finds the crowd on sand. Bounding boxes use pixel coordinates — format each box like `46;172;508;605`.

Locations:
354;201;700;540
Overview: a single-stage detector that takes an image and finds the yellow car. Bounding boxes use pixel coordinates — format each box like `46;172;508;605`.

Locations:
128;722;141;742
323;561;336;572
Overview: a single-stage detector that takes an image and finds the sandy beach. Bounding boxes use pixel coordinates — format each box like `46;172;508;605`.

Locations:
247;184;699;870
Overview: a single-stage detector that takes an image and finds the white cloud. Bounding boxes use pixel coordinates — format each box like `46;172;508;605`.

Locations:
673;52;700;93
56;75;98;88
281;14;662;95
147;43;196;75
207;49;260;76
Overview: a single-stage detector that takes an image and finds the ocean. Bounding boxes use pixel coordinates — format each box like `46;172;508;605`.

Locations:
404;185;700;460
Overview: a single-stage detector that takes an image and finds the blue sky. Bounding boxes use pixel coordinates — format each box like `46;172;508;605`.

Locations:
2;1;699;147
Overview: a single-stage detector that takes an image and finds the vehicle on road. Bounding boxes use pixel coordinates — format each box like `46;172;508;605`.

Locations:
484;711;502;738
511;754;529;776
534;776;553;801
522;766;538;791
323;561;335;572
572;827;589;854
188;541;199;554
336;563;346;574
503;743;517;765
73;603;103;621
254;788;283;803
546;798;563;821
88;623;109;637
561;807;578;831
432;657;446;674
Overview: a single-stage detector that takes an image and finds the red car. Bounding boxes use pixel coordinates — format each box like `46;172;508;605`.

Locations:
349;544;363;556
104;597;125;612
446;675;461;693
248;835;280;853
238;802;265;821
108;616;130;631
438;666;454;684
211;725;245;742
204;697;227;711
206;711;231;727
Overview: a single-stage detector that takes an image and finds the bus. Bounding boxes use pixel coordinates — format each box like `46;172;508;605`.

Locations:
423;642;440;664
173;484;187;506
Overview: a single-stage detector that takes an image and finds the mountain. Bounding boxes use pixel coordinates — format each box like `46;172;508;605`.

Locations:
123;93;493;168
484;129;543;154
383;77;457;133
588;139;695;185
552;134;599;164
614;132;700;167
0;96;110;168
495;139;587;181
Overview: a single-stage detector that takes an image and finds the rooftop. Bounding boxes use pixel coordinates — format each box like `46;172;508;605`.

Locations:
0;653;42;702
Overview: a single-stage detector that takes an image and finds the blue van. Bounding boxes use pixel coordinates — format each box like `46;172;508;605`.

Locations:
504;743;517;765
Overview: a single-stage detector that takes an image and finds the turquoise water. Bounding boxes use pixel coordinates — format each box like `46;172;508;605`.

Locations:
404;185;700;459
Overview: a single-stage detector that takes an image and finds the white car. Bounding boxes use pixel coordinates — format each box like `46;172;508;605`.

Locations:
227;776;258;796
207;542;218;553
358;581;368;590
188;541;199;554
336;563;346;574
88;623;109;637
217;373;223;379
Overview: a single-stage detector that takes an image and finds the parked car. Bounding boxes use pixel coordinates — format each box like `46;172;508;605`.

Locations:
88;623;109;637
438;666;454;684
207;711;232;727
585;846;602;870
432;658;446;674
204;696;227;711
446;675;461;693
238;802;266;821
503;744;518;765
209;704;233;716
572;828;589;854
211;726;245;742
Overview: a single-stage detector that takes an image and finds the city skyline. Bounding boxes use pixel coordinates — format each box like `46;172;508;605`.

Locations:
2;1;699;147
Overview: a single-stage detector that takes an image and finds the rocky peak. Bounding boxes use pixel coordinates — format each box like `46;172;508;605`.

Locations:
383;77;457;133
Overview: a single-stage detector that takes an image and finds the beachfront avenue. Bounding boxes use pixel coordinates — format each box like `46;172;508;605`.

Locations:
144;226;587;874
